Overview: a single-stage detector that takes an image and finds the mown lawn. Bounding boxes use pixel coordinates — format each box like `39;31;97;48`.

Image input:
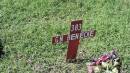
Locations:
0;0;130;73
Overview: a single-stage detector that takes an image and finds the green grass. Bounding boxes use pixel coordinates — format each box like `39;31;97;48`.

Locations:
0;0;130;72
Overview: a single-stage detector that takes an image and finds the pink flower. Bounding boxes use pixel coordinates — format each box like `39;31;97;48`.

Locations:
96;55;109;65
87;65;94;73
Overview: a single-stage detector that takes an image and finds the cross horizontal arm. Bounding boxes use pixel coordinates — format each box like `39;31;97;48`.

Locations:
52;30;96;44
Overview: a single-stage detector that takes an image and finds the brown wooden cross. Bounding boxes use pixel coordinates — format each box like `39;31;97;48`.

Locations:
52;20;96;62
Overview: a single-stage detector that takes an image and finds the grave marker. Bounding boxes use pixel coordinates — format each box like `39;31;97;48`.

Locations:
52;20;96;62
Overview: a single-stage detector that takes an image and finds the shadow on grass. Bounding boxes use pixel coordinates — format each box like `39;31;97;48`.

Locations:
0;39;5;59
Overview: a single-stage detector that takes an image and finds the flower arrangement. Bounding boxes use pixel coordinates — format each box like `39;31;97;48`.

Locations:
87;49;122;73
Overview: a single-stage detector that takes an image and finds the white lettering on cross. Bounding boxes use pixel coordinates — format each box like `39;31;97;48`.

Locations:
71;24;81;32
59;36;63;43
83;31;90;38
70;33;80;40
53;30;96;44
90;30;95;37
55;36;59;43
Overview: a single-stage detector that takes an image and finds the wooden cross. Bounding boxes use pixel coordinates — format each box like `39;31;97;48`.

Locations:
52;20;96;62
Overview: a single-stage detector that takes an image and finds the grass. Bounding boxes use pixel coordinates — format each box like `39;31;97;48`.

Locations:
0;0;130;72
